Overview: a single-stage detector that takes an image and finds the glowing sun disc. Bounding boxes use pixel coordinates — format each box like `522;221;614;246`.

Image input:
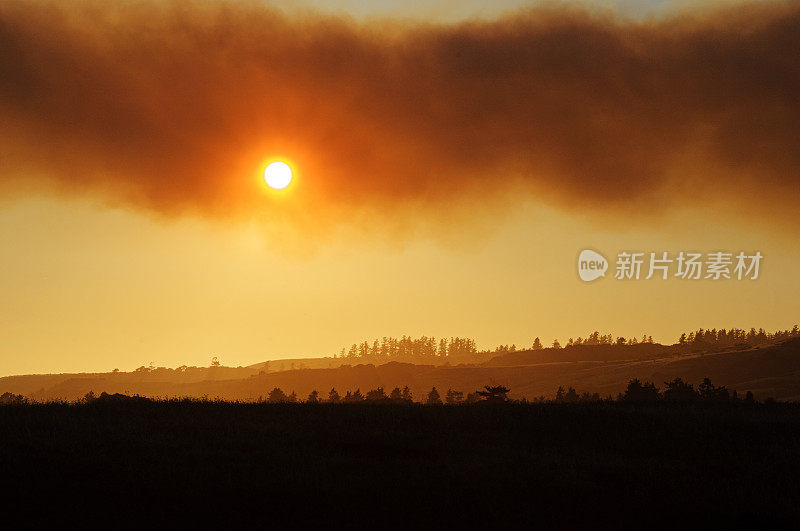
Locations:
264;161;292;189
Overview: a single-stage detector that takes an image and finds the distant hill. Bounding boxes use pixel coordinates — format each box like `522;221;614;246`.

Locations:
484;343;679;366
4;339;800;401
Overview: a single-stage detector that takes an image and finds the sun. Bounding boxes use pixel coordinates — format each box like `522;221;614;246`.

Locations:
264;161;293;190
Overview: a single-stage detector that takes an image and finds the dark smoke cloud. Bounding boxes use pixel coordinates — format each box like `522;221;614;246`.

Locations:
1;0;799;234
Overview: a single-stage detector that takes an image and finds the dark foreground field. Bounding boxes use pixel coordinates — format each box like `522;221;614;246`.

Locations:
2;401;799;528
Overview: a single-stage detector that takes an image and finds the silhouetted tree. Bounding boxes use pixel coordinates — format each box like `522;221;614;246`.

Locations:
365;387;388;402
622;379;660;402
268;387;287;403
342;389;364;403
698;378;730;402
579;391;601;403
476;385;510;402
445;388;464;404
532;337;543;350
401;386;413;402
662;378;698;401
554;386;580;403
426;387;443;405
328;388;341;403
564;387;579;403
287;391;298;403
389;387;403;403
307;390;319;403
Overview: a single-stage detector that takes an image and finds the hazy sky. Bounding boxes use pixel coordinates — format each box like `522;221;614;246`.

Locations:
1;0;798;375
267;0;737;22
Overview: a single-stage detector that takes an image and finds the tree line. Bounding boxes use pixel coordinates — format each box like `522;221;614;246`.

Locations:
334;324;800;364
261;385;511;404
335;336;478;361
257;378;776;405
0;379;781;405
333;332;656;362
677;325;800;347
544;378;763;403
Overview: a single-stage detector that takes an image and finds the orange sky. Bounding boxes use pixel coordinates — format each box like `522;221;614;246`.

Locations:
0;0;799;375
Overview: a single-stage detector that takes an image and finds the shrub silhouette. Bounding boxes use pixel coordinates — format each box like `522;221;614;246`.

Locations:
365;387;389;402
698;378;730;402
465;392;482;403
268;387;288;403
554;386;580;403
662;378;698;401
579;391;602;402
389;387;403;403
622;379;660;402
0;392;27;405
476;385;510;402
328;388;341;403
401;386;413;402
342;389;364;402
445;388;464;404
426;387;443;405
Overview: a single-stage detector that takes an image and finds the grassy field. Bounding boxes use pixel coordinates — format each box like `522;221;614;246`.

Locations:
1;400;799;527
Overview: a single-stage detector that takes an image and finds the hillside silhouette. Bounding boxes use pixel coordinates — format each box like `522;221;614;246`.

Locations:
4;327;800;402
